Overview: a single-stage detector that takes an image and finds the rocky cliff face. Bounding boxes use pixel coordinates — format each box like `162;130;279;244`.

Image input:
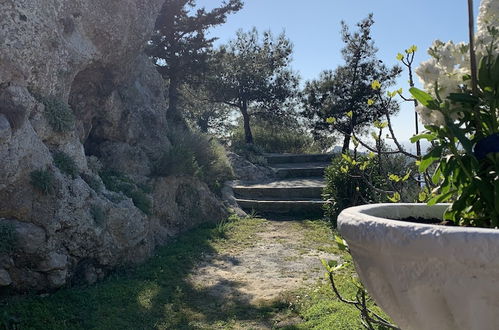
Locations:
0;0;227;291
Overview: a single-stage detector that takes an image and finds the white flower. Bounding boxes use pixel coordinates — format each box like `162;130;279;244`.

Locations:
416;105;445;126
415;59;441;86
476;0;499;57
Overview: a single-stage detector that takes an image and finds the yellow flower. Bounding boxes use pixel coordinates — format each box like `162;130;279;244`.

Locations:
325;117;336;124
367;99;375;106
405;45;418;54
396;53;404;61
371;80;381;90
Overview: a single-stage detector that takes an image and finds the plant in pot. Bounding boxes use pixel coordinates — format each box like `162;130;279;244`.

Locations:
335;1;499;329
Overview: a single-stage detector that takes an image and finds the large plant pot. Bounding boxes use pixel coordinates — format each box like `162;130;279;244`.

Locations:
337;203;499;330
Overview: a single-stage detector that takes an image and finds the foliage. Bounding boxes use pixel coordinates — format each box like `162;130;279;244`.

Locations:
181;85;235;136
230;117;322;154
230;141;268;166
30;169;55;195
41;96;75;132
90;205;106;226
100;170;152;215
153;128;234;193
146;0;242;123
81;173;102;193
207;28;300;144
302;14;401;153
323;155;385;226
320;236;399;330
324;151;418;226
410;5;499;227
53;151;78;178
0;222;16;254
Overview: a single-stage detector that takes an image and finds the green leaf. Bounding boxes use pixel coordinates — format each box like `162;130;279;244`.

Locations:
334;235;348;251
427;190;456;205
410;133;437;143
387;192;401;203
419;145;443;172
388;174;400;182
445;120;473;153
409;87;435;107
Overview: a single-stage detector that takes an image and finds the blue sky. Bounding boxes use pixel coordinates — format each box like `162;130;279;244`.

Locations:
197;0;481;149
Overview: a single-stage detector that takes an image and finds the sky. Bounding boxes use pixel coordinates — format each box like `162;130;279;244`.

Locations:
196;0;481;150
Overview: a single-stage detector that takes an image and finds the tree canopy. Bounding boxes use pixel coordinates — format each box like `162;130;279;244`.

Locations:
302;14;401;153
147;0;242;124
206;28;300;144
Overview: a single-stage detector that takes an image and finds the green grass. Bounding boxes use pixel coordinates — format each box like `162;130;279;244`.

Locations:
0;217;390;329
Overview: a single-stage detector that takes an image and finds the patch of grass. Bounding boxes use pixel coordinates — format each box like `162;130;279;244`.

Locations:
99;169;152;215
154;127;234;194
0;217;388;329
41;96;75;132
30;168;55;195
0;222;16;253
53;151;78;178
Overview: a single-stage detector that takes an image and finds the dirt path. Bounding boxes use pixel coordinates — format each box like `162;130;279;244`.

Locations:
187;219;338;328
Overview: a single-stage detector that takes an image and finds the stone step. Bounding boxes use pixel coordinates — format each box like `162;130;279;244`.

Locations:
265;153;335;165
271;162;330;179
235;198;325;216
232;178;325;199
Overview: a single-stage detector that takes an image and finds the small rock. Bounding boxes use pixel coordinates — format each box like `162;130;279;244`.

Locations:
0;268;12;286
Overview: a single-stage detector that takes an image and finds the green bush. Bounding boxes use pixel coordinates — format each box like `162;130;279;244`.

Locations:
100;170;152;215
42;96;75;132
0;222;16;253
231;142;268;166
154;128;234;193
30;169;56;195
324;153;419;226
230;120;321;154
53;151;78;178
323;155;385;226
82;173;102;193
90;205;106;226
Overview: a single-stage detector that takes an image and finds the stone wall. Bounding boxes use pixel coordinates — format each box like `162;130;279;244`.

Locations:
0;0;227;291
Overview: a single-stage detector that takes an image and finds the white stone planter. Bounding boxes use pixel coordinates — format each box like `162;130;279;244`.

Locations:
337;203;499;330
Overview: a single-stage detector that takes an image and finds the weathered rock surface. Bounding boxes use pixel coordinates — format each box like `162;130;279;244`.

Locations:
0;0;227;291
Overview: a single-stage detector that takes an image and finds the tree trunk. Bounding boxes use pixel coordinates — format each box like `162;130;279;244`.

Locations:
166;77;184;125
341;132;351;154
241;99;253;144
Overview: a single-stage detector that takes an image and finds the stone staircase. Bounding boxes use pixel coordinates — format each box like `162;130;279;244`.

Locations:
232;153;335;217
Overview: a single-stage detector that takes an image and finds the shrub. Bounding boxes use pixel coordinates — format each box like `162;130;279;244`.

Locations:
323;153;419;226
42;96;75;132
0;222;16;253
90;205;106;226
53;151;78;178
30;169;55;195
100;170;152;215
231;142;268;166
230;120;321;154
154;128;234;193
323;155;385;226
81;173;102;193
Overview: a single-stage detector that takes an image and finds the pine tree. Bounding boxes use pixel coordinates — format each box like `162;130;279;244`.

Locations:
207;28;299;144
302;14;401;153
147;0;242;124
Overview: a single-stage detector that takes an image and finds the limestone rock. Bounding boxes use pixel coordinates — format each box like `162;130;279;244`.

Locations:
227;152;275;182
0;0;228;291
